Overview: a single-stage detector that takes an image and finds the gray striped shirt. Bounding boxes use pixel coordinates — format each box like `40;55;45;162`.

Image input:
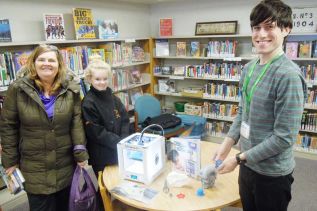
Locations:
227;54;307;176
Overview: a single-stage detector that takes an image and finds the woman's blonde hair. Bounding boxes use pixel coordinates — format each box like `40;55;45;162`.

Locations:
26;44;66;95
84;54;112;86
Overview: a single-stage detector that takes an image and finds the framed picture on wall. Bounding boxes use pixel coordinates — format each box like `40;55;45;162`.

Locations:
195;21;237;35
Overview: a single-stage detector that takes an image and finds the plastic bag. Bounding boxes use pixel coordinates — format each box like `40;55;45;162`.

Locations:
69;166;98;211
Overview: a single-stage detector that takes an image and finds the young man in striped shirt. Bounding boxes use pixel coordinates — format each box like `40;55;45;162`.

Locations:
213;1;307;210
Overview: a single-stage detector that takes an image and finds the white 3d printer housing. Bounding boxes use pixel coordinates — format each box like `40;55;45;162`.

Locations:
117;132;166;184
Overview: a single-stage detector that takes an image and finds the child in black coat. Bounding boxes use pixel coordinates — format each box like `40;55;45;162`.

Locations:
82;55;129;175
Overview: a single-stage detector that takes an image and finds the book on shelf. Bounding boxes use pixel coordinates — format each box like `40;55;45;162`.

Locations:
0;19;12;42
79;78;88;99
0;166;25;195
43;14;66;41
155;39;169;57
132;46;145;62
13;51;32;72
173;66;185;76
295;134;317;152
72;8;97;40
112;69;129;91
190;41;200;57
99;42;122;66
169;137;201;178
298;41;312;58
129;87;143;105
285;42;298;59
312;40;317;58
129;68;142;84
115;91;130;111
96;19;118;39
176;42;186;57
87;48;105;62
158;79;176;92
121;42;133;64
159;18;172;37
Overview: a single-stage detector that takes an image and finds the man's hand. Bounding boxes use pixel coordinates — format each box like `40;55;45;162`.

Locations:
212;137;235;161
217;156;238;174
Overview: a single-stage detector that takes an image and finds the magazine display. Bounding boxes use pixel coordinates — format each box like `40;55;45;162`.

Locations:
43;14;66;41
169;137;200;178
72;8;96;40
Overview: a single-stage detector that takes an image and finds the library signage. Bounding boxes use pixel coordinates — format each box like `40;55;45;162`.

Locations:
292;7;317;33
195;21;237;35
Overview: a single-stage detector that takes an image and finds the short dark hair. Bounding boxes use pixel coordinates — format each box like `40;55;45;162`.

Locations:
250;0;293;29
167;149;179;163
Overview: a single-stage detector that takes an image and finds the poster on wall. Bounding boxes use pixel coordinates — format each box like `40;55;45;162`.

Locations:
159;18;172;37
292;7;317;33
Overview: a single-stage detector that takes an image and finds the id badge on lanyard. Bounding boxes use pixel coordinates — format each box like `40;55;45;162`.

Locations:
240;121;250;139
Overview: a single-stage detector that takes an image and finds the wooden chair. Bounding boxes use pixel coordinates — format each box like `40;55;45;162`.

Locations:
98;171;113;211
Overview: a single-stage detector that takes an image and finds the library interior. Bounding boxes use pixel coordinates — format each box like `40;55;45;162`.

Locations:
0;0;317;210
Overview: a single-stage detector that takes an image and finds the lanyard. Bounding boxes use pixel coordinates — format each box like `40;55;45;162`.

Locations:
242;54;282;115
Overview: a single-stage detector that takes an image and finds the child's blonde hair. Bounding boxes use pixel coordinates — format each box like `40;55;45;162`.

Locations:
84;54;112;85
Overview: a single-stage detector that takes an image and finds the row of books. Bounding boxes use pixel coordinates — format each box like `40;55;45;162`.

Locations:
301;111;317;132
285;41;317;59
203;102;238;118
156;40;238;58
115;92;130;111
115;87;143;109
300;64;317;83
0;166;25;194
307;90;317;105
87;42;146;68
0;47;87;86
154;62;317;84
206;121;232;137
80;76;144;111
204;83;240;100
295;134;317;152
154;62;243;79
0;43;147;87
112;69;142;93
1;8;119;42
206;40;238;58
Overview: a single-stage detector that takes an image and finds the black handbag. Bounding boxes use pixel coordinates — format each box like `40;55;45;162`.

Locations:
142;113;181;129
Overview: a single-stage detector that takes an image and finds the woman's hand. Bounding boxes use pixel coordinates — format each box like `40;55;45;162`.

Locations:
5;166;17;175
77;160;88;168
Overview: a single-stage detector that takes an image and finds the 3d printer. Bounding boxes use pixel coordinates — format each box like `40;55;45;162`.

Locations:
117;125;166;184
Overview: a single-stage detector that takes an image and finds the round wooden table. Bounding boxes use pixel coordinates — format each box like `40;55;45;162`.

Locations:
103;141;241;211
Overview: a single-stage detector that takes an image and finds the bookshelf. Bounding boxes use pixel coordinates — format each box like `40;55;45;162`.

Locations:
0;38;152;113
150;33;317;158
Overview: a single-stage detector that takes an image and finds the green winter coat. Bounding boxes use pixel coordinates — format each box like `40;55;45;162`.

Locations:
0;76;89;194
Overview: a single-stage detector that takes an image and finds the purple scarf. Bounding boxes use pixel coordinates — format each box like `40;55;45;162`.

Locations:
39;93;56;120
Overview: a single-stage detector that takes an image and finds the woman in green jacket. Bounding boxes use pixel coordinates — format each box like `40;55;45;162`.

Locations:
0;44;89;211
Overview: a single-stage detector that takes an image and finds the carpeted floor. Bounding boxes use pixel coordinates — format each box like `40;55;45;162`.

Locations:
222;156;317;211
